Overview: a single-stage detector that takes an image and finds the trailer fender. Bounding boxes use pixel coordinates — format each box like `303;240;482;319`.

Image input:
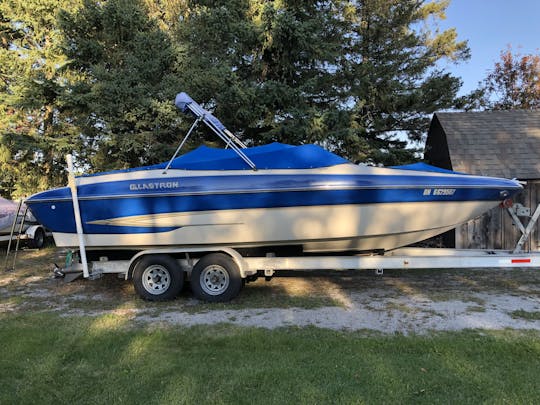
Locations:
124;247;251;280
25;225;47;248
24;225;43;239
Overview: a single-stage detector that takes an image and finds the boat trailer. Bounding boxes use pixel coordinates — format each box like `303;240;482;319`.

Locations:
48;199;540;302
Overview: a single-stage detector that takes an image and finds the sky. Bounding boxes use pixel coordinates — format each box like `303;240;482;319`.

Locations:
438;0;540;96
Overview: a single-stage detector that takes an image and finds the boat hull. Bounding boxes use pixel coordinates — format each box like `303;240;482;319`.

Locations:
25;164;523;253
0;216;16;235
37;200;500;252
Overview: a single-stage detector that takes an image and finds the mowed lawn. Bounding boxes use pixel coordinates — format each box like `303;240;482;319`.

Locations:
1;313;539;404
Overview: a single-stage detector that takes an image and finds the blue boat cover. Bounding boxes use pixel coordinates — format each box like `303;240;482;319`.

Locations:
391;162;464;174
162;143;348;170
83;143;349;176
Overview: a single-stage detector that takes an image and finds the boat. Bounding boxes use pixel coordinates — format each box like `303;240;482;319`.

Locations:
25;93;523;254
1;197;47;249
0;198;18;235
0;197;38;235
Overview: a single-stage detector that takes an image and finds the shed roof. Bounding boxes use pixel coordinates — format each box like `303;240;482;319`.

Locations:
430;110;540;179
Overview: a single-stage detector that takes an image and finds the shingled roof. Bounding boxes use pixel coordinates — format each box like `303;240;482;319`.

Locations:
425;110;540;179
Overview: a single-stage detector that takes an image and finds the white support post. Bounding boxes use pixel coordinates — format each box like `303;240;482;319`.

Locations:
67;154;89;278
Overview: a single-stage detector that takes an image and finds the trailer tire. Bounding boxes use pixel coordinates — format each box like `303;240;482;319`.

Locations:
191;253;242;302
133;255;183;301
28;227;45;249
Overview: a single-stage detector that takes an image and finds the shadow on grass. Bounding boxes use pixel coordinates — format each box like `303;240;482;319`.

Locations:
1;313;539;404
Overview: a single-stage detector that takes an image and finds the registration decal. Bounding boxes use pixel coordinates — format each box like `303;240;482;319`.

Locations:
423;188;456;196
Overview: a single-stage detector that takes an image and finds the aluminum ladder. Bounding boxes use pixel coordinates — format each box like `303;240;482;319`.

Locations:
3;200;28;272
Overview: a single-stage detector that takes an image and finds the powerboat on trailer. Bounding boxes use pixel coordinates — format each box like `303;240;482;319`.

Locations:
0;197;39;235
0;198;18;235
25;93;523;254
1;197;47;249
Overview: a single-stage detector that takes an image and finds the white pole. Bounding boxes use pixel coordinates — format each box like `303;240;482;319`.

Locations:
66;154;89;278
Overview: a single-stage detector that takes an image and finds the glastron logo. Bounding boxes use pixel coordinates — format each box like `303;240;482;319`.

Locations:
130;181;180;191
423;188;456;196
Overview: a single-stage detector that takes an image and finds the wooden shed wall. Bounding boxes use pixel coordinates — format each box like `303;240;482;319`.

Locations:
455;181;540;251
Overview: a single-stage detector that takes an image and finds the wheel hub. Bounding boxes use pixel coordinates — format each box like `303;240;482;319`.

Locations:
142;265;171;295
200;265;230;296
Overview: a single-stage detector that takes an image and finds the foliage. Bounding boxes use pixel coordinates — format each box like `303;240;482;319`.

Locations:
479;47;540;110
336;0;469;164
0;0;83;198
172;0;469;164
168;0;349;149
58;0;185;171
1;0;470;198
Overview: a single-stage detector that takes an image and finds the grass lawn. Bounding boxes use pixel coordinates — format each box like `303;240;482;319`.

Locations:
1;313;539;404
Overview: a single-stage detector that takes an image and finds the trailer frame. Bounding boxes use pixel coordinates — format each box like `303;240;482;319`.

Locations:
53;245;540;302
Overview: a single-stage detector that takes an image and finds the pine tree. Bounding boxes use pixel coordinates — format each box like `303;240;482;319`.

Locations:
247;1;350;146
341;0;469;164
173;1;356;149
0;0;81;198
172;0;469;164
58;0;184;171
1;0;472;198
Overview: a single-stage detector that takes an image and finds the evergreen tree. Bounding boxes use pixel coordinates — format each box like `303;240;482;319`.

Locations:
1;0;472;198
58;0;184;171
0;0;81;198
248;1;351;146
341;0;469;164
174;1;351;147
172;0;469;164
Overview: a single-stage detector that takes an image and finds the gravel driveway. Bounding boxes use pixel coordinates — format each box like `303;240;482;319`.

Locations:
2;249;540;334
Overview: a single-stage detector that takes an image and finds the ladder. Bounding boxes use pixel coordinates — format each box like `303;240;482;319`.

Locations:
3;200;28;272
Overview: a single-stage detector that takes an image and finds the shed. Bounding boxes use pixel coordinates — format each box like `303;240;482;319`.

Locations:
425;110;540;250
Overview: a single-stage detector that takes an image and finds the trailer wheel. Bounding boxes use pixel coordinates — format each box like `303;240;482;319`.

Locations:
27;227;45;249
133;255;183;301
191;253;243;302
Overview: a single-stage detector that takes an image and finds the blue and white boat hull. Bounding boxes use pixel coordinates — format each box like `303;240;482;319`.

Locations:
25;162;522;252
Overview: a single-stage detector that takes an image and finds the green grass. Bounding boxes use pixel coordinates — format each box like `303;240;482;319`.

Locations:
466;305;486;313
510;309;540;321
1;313;540;404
